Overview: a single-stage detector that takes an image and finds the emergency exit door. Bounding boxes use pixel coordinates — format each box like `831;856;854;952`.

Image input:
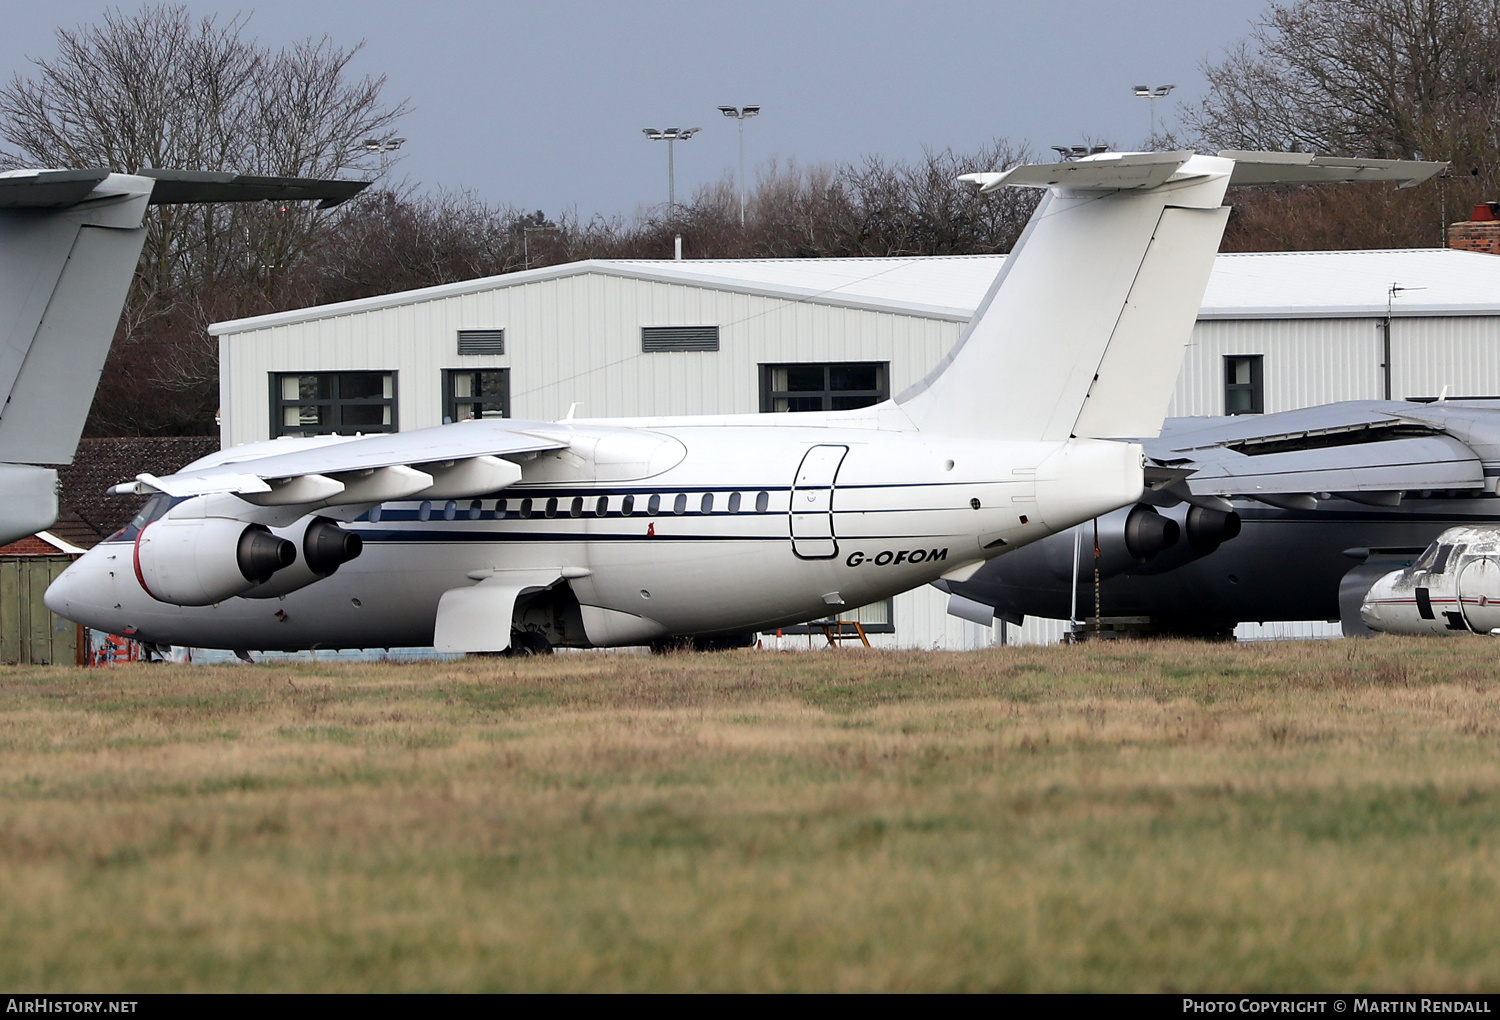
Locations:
790;444;848;559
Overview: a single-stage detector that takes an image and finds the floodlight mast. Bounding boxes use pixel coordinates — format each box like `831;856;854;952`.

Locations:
362;135;406;181
1131;84;1175;142
718;105;760;227
642;126;701;218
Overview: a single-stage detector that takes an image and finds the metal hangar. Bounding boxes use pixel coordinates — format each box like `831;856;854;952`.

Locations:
211;249;1500;648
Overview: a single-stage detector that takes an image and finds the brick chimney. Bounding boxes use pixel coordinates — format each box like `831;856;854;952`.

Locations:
1448;203;1500;253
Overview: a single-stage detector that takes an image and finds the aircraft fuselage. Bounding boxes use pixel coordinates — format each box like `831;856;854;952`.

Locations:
47;420;1143;651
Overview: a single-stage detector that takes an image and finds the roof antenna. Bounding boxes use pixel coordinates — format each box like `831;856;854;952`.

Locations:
562;402;580;422
1438;385;1449;403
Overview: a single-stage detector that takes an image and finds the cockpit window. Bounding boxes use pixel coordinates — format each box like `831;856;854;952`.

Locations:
1410;543;1439;573
1432;544;1456;575
129;493;173;530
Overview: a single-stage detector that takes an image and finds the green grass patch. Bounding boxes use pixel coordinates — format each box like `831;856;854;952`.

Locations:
2;637;1499;990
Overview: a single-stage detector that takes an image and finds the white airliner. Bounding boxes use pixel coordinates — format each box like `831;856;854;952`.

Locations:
1360;526;1500;636
44;150;1445;655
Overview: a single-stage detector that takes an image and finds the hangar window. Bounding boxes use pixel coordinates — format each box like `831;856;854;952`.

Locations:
444;369;510;422
642;326;719;352
760;362;888;412
1224;356;1264;415
273;372;396;437
457;329;505;355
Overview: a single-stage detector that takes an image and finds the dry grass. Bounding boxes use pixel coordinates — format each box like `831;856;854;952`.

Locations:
2;637;1499;991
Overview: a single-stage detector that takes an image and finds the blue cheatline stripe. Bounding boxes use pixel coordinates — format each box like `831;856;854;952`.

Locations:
354;529;955;544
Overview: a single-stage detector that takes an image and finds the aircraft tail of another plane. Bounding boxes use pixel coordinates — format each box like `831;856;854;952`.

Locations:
0;171;156;468
0;169;368;546
896;150;1446;442
0;169;370;469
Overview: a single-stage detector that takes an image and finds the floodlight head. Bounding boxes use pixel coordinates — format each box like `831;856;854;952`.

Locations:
743;106;760;117
719;105;738;116
643;128;663;139
1133;85;1150;95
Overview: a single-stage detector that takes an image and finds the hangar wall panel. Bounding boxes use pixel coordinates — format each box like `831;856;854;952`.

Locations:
1390;316;1500;399
1169;319;1383;417
220;272;960;447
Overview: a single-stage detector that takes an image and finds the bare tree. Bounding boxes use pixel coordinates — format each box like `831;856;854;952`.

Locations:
0;4;405;435
1187;0;1500;251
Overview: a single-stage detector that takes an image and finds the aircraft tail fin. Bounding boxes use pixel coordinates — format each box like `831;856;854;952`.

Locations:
896;150;1445;442
0;169;371;468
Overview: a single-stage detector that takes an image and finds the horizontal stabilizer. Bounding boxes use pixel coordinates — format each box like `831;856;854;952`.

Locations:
1220;151;1448;189
0;168;369;210
139;169;369;208
958;151;1196;193
0;169;112;208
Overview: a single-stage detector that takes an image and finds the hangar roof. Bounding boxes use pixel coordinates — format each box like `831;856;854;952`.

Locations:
212;248;1500;335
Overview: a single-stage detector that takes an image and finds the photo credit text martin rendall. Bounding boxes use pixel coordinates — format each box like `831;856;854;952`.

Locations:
1183;1001;1493;1013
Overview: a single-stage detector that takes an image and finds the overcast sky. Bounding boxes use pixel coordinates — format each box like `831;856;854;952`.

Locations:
0;1;1269;219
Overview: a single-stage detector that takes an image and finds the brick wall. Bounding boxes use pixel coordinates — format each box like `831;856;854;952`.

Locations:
1447;220;1500;254
0;536;68;557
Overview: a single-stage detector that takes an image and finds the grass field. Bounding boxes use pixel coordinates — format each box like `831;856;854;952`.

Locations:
2;637;1499;992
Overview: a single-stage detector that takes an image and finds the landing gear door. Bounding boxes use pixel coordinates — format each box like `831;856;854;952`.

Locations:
1458;556;1500;633
790;444;847;559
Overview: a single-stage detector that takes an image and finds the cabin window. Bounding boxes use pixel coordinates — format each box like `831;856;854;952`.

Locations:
443;368;510;422
673;493;687;515
647;495;661;515
622;495;636;515
595;496;609;517
728;492;742;513
443;500;458;521
544;497;558;518
519;498;533;518
418;500;432;521
469;500;483;520
273;371;396;437
701;493;714;514
756;491;769;513
1224;355;1264;415
569;496;584;518
760;362;888;412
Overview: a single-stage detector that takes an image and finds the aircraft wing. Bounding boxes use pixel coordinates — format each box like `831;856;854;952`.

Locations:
1145;401;1486;503
114;418;571;507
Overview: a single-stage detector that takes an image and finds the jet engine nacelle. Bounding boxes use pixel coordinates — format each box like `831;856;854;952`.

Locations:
135;517;295;606
1043;503;1181;582
241;516;364;599
1124;503;1243;575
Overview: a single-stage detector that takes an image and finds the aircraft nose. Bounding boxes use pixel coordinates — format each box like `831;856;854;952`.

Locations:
44;555;105;622
1358;570;1401;629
